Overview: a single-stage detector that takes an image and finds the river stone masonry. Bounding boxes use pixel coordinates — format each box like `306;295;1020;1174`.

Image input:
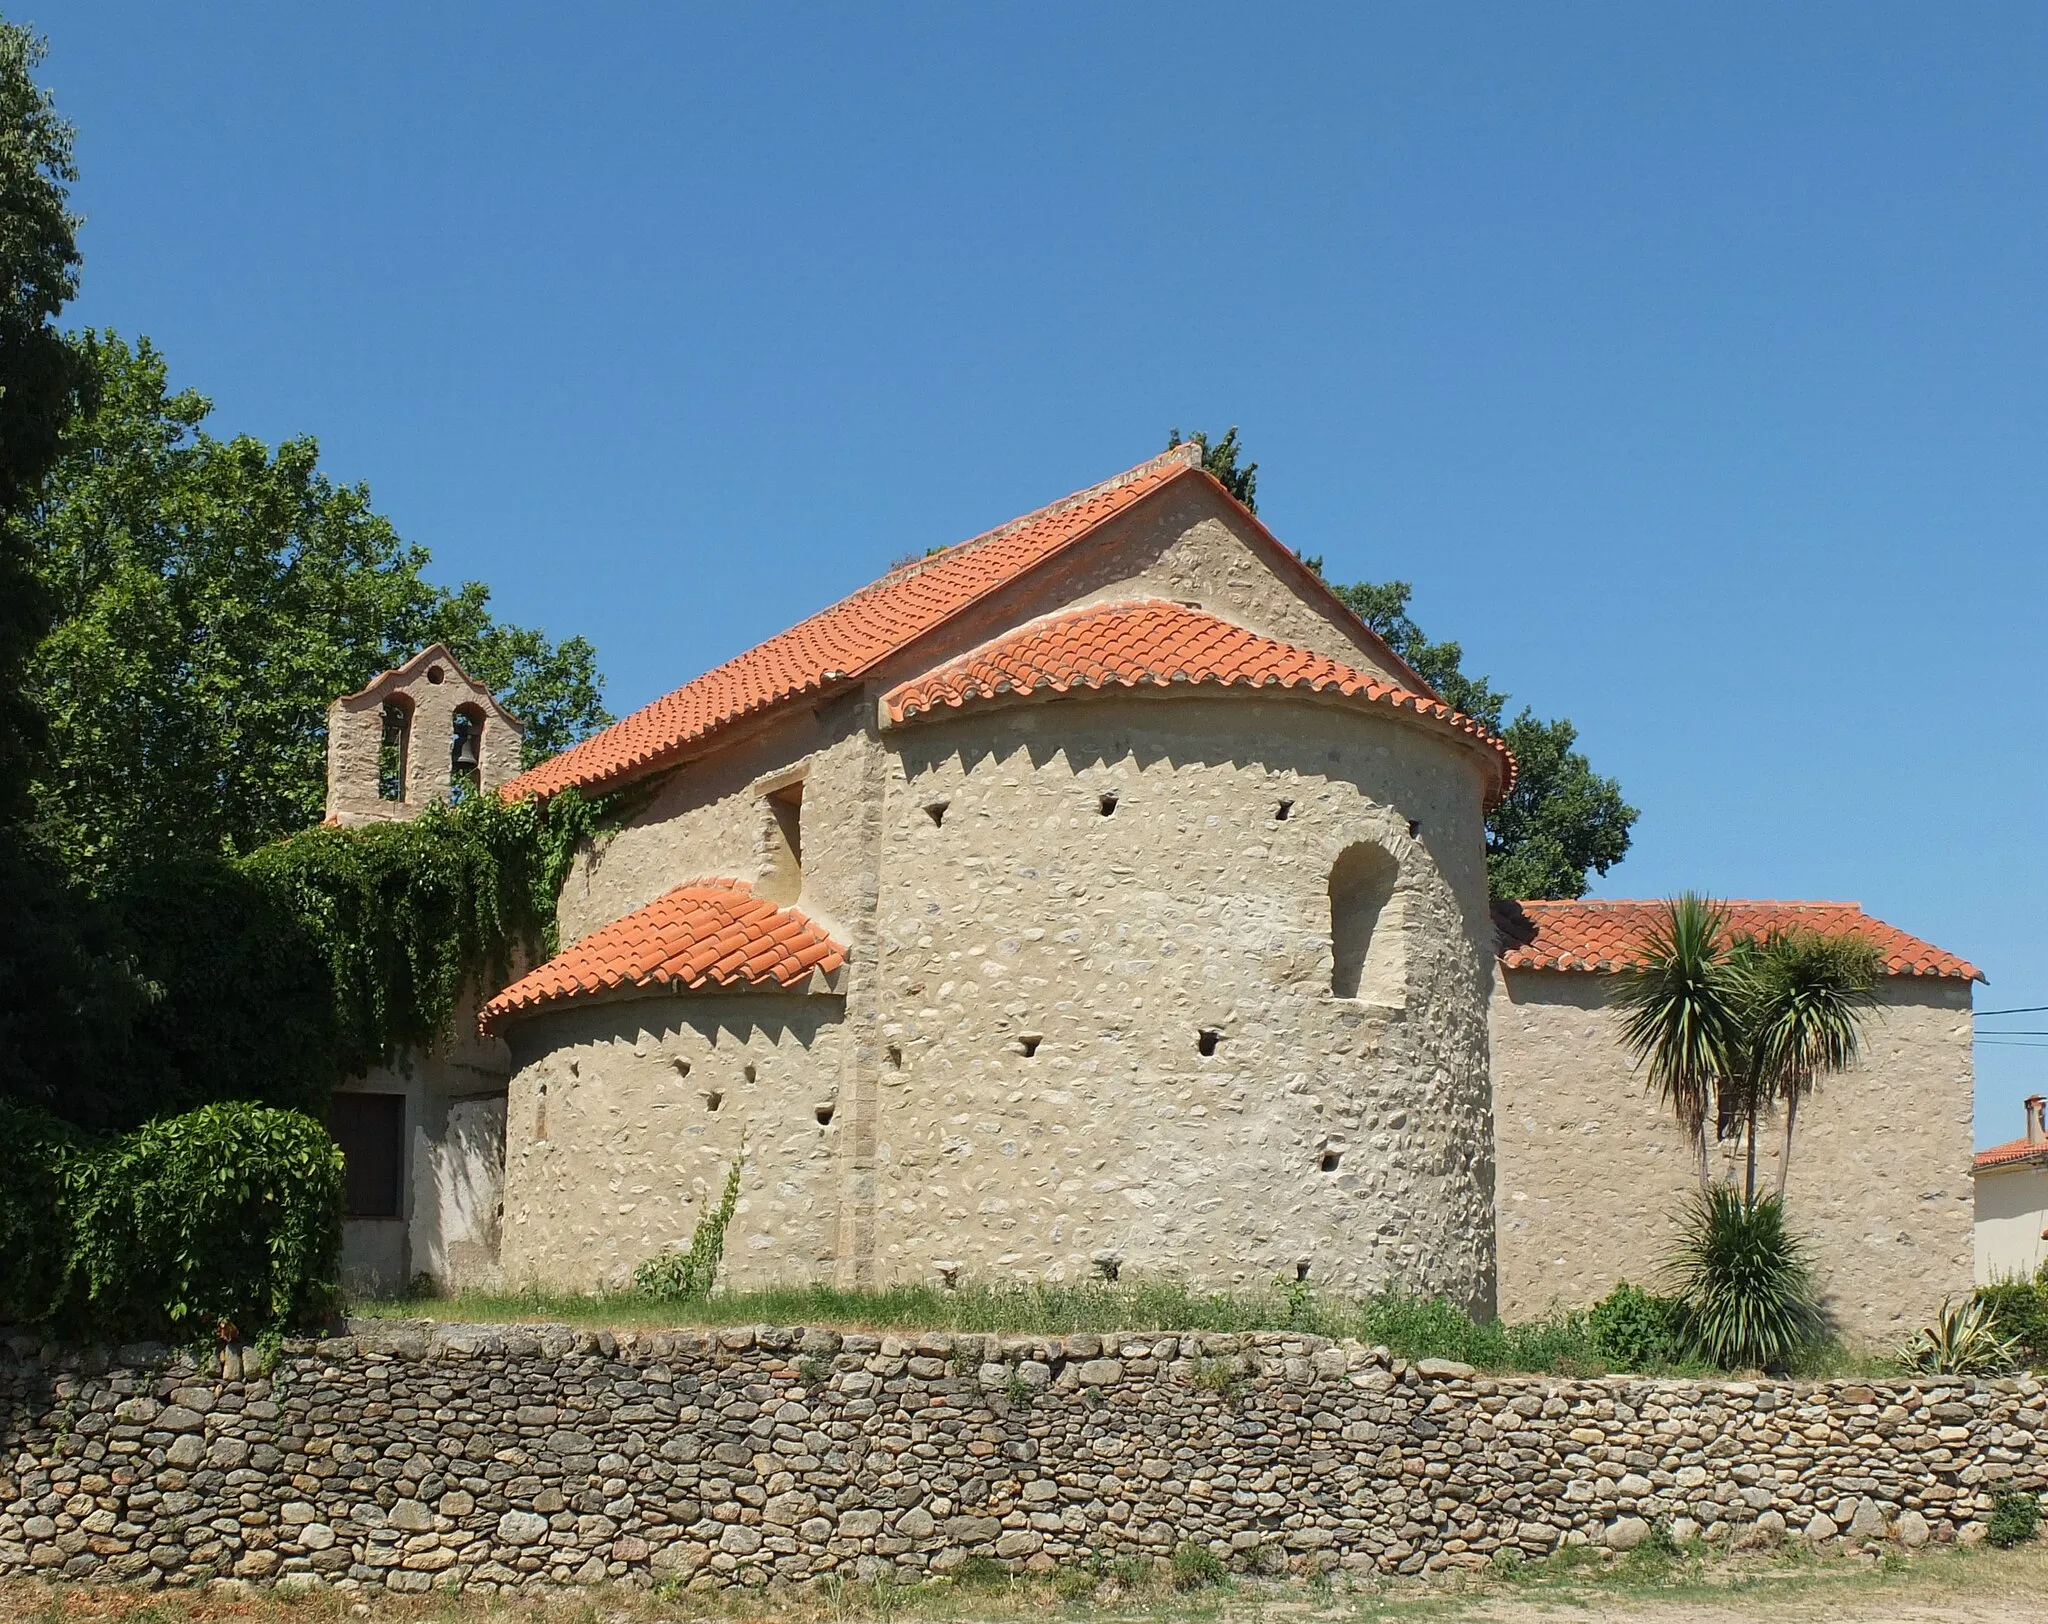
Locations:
0;1320;2041;1593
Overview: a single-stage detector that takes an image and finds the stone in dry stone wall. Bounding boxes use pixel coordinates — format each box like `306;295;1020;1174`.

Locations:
0;1321;2042;1594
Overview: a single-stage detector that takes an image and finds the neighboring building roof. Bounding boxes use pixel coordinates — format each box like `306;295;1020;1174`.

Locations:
1976;1136;2048;1173
501;445;1429;802
480;878;846;1031
1492;898;1982;981
883;598;1515;806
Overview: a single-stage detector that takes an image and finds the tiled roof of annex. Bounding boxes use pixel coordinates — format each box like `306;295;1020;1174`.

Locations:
1491;898;1982;981
884;598;1516;805
500;445;1429;801
479;878;845;1032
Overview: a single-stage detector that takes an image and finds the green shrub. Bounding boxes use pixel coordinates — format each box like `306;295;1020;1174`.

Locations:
1667;1187;1823;1371
633;1155;743;1300
1987;1488;2041;1548
1903;1297;2019;1376
0;1099;81;1324
63;1101;343;1340
1978;1275;2048;1370
1589;1282;1681;1369
1170;1540;1225;1590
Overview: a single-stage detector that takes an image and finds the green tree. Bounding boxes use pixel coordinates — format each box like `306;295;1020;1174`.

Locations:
0;18;84;823
1167;425;1257;511
24;332;610;880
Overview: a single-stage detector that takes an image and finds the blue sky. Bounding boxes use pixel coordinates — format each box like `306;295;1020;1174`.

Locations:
37;4;2048;1144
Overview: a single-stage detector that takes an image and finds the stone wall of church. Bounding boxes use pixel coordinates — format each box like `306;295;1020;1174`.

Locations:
868;691;1499;1310
1491;971;1975;1340
498;994;852;1292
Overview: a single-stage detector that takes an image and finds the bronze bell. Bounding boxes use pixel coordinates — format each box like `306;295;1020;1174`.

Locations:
450;718;481;777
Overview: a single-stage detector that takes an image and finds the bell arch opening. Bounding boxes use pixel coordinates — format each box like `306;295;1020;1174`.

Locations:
1328;841;1404;1004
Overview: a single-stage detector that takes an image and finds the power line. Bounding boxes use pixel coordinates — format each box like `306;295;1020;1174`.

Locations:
1976;1005;2048;1018
1973;1031;2048;1037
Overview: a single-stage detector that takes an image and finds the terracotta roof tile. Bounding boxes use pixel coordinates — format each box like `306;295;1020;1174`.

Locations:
1492;898;1981;981
502;447;1431;802
883;599;1516;806
1975;1135;2048;1173
479;878;846;1031
502;449;1207;800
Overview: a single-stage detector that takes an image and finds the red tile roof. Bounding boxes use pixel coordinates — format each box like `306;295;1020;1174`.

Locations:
502;446;1427;801
1976;1135;2048;1173
1492;898;1982;981
480;878;845;1031
884;599;1515;806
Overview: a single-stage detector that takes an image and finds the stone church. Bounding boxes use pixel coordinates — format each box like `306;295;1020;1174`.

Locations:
325;445;1978;1336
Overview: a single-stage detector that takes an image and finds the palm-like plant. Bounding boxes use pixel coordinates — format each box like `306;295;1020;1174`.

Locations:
1747;928;1884;1200
1616;898;1883;1203
1667;1185;1823;1370
1612;894;1749;1188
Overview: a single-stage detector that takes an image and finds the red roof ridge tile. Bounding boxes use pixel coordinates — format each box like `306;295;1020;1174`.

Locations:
1492;897;1981;981
500;448;1435;803
479;877;846;1032
879;597;1515;806
1976;1136;2048;1172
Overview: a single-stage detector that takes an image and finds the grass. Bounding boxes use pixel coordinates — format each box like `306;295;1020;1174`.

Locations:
346;1275;1904;1379
4;1540;2047;1624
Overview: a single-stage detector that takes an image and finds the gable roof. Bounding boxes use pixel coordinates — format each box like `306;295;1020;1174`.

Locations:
331;642;522;727
1976;1134;2048;1173
884;598;1515;805
479;878;846;1032
501;446;1429;801
1492;898;1982;981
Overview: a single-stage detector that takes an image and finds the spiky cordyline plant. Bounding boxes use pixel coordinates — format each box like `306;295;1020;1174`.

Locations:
1612;893;1749;1188
1666;1186;1824;1371
1747;928;1884;1199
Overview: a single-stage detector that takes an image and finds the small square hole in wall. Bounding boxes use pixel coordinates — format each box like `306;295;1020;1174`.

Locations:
815;1102;835;1126
1275;799;1293;821
1197;1028;1221;1057
886;1044;903;1070
1320;1150;1342;1173
743;1063;757;1084
1295;1261;1311;1282
1018;1034;1041;1058
703;1088;723;1112
1098;792;1119;817
925;801;948;828
672;1058;691;1079
1407;819;1421;839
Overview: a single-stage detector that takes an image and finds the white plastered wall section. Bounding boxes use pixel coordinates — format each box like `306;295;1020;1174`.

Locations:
870;690;1497;1308
1976;1164;2048;1285
1491;971;1975;1341
498;994;848;1291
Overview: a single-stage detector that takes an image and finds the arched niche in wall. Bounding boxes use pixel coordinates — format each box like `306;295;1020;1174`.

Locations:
1327;841;1405;1006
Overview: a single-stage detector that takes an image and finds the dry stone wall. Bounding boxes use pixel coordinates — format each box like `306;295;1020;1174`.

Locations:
1;1321;2040;1594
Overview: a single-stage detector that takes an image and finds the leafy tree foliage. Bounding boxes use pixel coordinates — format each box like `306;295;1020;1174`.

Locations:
24;333;610;881
0;18;83;825
1326;577;1636;899
1167;426;1257;511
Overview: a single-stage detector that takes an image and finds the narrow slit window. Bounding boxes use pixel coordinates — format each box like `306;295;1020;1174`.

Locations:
761;784;804;904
